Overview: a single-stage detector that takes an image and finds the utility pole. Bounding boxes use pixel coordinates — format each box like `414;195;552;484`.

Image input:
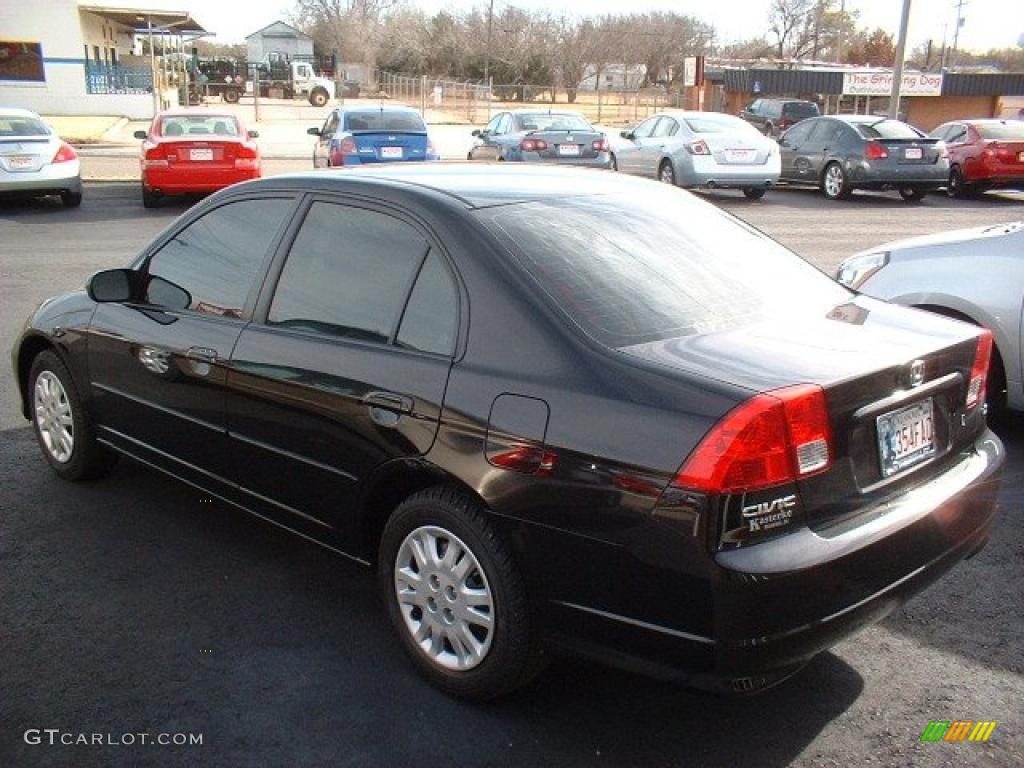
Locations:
887;0;912;119
950;0;968;67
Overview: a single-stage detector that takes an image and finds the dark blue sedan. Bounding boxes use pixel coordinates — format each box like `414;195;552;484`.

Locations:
309;106;439;167
468;109;610;167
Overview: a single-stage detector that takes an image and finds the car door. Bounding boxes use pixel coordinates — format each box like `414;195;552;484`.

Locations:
741;99;763;131
644;116;679;169
87;195;298;488
225;196;461;546
616;116;661;175
777;120;816;181
313;111;339;168
470;113;507;161
942;123;971;170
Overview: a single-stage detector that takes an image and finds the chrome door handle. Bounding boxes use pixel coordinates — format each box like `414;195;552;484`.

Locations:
185;347;218;363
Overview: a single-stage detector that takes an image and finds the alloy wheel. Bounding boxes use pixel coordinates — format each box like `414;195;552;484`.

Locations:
659;162;675;184
394;525;494;671
34;371;74;463
824;165;844;198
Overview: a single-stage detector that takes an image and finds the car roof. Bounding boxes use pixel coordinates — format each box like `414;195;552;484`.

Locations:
156;109;241;120
0;107;43;119
511;108;586;116
833;114;901;124
335;104;421;114
659;110;741;120
255;163;692;210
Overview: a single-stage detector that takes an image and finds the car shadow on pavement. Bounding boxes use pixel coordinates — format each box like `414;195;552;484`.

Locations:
0;425;864;768
732;185;1024;208
878;412;1024;676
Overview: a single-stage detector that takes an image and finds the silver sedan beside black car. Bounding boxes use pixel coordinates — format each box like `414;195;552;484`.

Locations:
778;115;949;202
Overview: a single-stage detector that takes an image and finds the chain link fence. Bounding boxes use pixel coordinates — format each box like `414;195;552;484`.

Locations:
376;69;696;126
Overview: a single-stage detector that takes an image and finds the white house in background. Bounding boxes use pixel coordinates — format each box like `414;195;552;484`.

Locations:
246;21;313;64
0;1;206;119
578;63;647;91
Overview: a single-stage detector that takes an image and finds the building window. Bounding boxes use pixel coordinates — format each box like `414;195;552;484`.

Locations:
0;41;46;83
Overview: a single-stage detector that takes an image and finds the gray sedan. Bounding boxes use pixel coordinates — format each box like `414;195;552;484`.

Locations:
779;115;948;202
613;111;779;198
837;221;1023;416
0;107;82;207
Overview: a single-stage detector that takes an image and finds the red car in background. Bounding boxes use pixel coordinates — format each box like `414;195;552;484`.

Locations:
930;119;1024;197
134;110;261;208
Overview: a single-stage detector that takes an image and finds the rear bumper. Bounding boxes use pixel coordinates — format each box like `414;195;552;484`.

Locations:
517;152;611;168
0;161;81;194
546;431;1003;691
142;166;260;194
682;155;781;189
850;160;948;188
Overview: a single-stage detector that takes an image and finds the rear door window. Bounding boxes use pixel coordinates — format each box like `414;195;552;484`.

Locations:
267;202;431;344
653;118;678;137
783;102;819;120
781;121;814;145
476;192;849;348
633;116;660;139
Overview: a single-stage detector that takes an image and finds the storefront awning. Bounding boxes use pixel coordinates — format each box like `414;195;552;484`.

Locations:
79;4;207;34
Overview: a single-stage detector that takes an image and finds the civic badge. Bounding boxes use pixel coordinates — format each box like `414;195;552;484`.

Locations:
909;359;925;388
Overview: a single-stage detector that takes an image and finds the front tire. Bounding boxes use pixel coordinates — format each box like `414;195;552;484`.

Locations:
821;162;851;200
29;350;116;481
222;88;240;104
743;187;766;200
379;486;542;700
658;160;676;185
309;88;328;108
947;166;969;199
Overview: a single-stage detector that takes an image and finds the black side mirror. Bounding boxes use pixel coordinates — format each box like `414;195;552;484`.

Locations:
87;269;135;303
471;128;481;137
619;130;635;140
307;127;322;136
247;129;259;139
133;130;147;140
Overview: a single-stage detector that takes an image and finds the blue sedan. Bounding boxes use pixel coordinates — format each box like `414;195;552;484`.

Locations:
309;106;439;167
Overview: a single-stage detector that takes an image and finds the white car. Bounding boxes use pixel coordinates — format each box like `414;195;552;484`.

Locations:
612;110;781;199
0;108;82;207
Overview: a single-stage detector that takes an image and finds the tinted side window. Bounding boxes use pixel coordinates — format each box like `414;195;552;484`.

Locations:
633;117;660;138
268;202;429;344
145;198;291;318
396;251;458;356
805;120;832;142
653;118;678;137
323;112;339;135
495;114;512;134
782;121;813;145
947;125;969;144
484;114;502;133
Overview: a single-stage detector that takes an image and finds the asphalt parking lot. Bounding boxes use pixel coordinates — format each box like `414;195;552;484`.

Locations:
1;183;1022;767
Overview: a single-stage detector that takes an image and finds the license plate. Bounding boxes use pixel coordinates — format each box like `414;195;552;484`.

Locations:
724;148;756;163
7;155;35;170
876;399;935;477
380;146;403;159
904;147;923;160
189;148;214;161
558;144;580;156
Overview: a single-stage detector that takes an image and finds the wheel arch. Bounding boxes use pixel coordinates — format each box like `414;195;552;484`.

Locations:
15;333;63;420
356;458;486;564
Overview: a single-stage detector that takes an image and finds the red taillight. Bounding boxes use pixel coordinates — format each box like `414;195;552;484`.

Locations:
52;142;77;163
865;141;888;160
592;137;608;152
521;138;548;152
234;142;260;170
966;330;993;409
339;136;358;154
685;139;711;156
777;118;792;129
142;142;168;168
673;384;832;494
488;445;557;477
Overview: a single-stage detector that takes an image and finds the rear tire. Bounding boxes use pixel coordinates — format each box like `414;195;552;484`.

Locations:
142;187;161;208
898;187;926;202
309;88;329;108
222;88;240;104
378;486;543;700
821;162;851;200
743;187;766;200
29;350;117;481
658;160;676;185
61;190;82;208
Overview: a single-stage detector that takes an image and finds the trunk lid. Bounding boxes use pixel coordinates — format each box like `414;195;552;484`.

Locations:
621;296;985;527
164;137;239;167
352;130;429;162
0;136;57;173
529;129;604;160
872;137;944;165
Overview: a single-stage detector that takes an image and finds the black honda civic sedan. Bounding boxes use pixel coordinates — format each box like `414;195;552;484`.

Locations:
13;165;1003;699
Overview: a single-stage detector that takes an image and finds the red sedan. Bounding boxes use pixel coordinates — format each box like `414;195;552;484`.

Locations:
135;110;261;208
930;118;1024;197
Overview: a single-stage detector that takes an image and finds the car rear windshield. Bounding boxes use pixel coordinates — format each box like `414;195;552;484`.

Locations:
854;119;923;140
518;113;593;131
782;102;819;119
344;111;426;132
977;122;1024;141
683;116;758;135
160;115;240;137
476;191;850;348
0;116;49;136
